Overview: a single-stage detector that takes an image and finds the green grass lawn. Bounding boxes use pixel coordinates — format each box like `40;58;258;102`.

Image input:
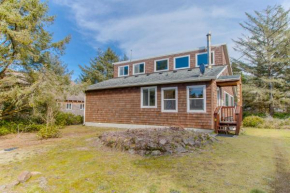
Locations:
0;126;289;193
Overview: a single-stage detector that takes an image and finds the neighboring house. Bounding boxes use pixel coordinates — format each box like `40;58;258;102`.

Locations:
85;34;243;134
58;93;85;116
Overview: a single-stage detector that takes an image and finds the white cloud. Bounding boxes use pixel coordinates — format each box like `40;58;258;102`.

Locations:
52;0;286;59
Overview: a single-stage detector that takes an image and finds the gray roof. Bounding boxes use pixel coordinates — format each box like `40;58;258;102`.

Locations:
87;65;227;91
217;75;241;81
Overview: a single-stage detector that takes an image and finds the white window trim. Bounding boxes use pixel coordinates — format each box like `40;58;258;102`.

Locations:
173;55;190;70
118;65;129;77
154;58;169;72
195;51;215;67
133;62;145;75
161;87;178;113
80;103;84;110
66;103;72;110
224;91;233;106
141;86;157;108
187;85;206;113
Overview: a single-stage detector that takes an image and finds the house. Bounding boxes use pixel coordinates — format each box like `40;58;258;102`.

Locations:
58;93;85;116
85;34;243;134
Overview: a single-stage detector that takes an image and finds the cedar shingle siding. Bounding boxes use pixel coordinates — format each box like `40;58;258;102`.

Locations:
85;44;236;130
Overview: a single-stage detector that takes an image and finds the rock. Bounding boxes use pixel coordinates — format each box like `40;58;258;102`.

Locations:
151;150;161;156
0;185;6;191
17;171;32;183
128;149;135;154
31;171;42;176
159;138;167;145
175;145;188;153
188;139;195;146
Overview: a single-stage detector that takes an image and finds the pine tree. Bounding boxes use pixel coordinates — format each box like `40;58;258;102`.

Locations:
79;48;119;83
233;5;290;115
0;0;71;119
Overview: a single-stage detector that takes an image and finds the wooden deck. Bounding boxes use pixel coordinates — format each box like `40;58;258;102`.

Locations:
214;106;243;135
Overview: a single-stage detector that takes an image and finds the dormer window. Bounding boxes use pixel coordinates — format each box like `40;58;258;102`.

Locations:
174;55;190;69
118;65;129;77
133;63;145;75
196;52;214;67
154;58;169;72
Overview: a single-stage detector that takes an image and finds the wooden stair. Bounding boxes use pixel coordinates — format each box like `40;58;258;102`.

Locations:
214;106;242;135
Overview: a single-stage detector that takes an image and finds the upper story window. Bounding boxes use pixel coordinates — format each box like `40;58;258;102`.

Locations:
133;62;145;75
141;86;157;108
66;103;72;110
174;55;190;69
162;87;178;112
80;104;84;110
154;58;169;72
187;85;206;113
118;65;129;77
196;52;214;67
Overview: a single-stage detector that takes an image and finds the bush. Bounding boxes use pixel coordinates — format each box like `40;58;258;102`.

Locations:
243;112;266;118
55;112;83;126
0;120;44;135
37;125;61;139
273;112;290;119
243;116;264;127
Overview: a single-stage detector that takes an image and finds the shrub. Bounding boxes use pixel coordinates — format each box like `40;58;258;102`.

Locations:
37;125;61;139
243;116;264;127
273;112;290;119
243;112;266;118
55;112;83;126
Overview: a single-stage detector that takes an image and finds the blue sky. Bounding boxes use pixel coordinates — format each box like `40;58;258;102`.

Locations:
46;0;290;80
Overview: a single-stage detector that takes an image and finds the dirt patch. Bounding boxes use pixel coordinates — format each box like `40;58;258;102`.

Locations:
99;127;217;156
272;142;290;193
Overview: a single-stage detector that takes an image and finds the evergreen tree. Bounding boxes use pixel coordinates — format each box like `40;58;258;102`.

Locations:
233;5;290;115
0;0;71;119
79;48;119;83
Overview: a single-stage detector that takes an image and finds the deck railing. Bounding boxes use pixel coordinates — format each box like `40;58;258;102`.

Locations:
214;106;243;135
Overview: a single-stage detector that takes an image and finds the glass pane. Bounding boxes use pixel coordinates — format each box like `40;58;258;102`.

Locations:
197;52;214;66
190;99;204;110
149;88;155;106
189;87;204;99
139;63;144;73
124;66;128;75
156;60;168;71
164;100;176;110
164;89;175;99
225;94;229;106
175;56;189;69
134;65;139;74
143;89;149;106
120;67;124;75
197;53;207;66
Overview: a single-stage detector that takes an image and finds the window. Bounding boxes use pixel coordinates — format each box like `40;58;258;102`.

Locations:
196;52;214;67
224;92;234;106
161;87;178;112
174;55;190;69
66;103;72;110
154;59;169;72
141;87;157;108
80;104;84;110
187;85;206;113
133;63;145;74
231;96;234;106
118;65;129;77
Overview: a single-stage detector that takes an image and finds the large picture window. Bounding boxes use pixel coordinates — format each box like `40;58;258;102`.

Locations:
224;92;234;106
161;87;178;112
133;63;145;74
196;52;214;67
174;55;190;69
118;65;129;77
155;59;169;72
187;85;206;113
141;87;157;108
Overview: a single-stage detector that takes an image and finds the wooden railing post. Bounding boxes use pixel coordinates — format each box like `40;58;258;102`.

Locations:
214;106;222;134
235;106;242;135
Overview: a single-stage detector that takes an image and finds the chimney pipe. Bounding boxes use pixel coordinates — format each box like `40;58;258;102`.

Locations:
207;32;212;69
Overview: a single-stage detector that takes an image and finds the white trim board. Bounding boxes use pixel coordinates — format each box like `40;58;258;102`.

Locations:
85;122;214;132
